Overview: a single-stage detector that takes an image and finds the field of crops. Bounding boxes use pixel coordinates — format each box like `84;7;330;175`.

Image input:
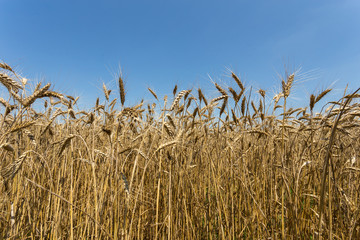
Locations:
0;62;359;239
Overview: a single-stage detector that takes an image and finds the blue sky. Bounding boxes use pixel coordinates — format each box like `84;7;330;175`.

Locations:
1;0;359;109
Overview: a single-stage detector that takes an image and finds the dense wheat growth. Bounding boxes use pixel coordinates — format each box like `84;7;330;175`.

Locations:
0;62;359;239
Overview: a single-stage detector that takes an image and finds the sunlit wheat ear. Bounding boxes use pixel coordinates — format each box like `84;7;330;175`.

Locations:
309;94;316;112
175;105;185;115
166;114;176;129
9;120;36;133
273;92;284;105
109;98;117;111
23;83;51;107
0;97;9;107
211;95;228;103
170;90;190;111
251;101;258;115
282;73;294;98
231;72;244;91
119;74;126;106
315;89;332;103
9;90;23;106
231;109;238;124
192;107;198;118
214;83;227;96
58;135;75;157
66;95;75;101
0;98;17;115
148;88;158;100
41;109;65;135
241;97;246;116
198;88;208;105
68;108;76;119
163;122;174;136
34;82;42;92
0;62;14;73
228;87;240;103
258;99;263;113
184;90;190;100
0;72;23;93
87;112;95;124
41;90;64;100
186;97;195;109
1;151;29;181
103;83;109;101
173;85;178;96
258;89;266;98
219;96;228;116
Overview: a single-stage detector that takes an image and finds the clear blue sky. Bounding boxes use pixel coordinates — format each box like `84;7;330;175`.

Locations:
1;0;359;109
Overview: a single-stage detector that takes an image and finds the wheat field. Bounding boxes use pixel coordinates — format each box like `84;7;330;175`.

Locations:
0;62;359;239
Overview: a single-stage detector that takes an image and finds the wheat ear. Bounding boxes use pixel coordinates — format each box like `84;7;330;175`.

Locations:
119;75;125;106
170;90;190;111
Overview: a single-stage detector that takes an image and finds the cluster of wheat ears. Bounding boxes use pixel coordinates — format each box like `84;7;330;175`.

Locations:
0;62;359;239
